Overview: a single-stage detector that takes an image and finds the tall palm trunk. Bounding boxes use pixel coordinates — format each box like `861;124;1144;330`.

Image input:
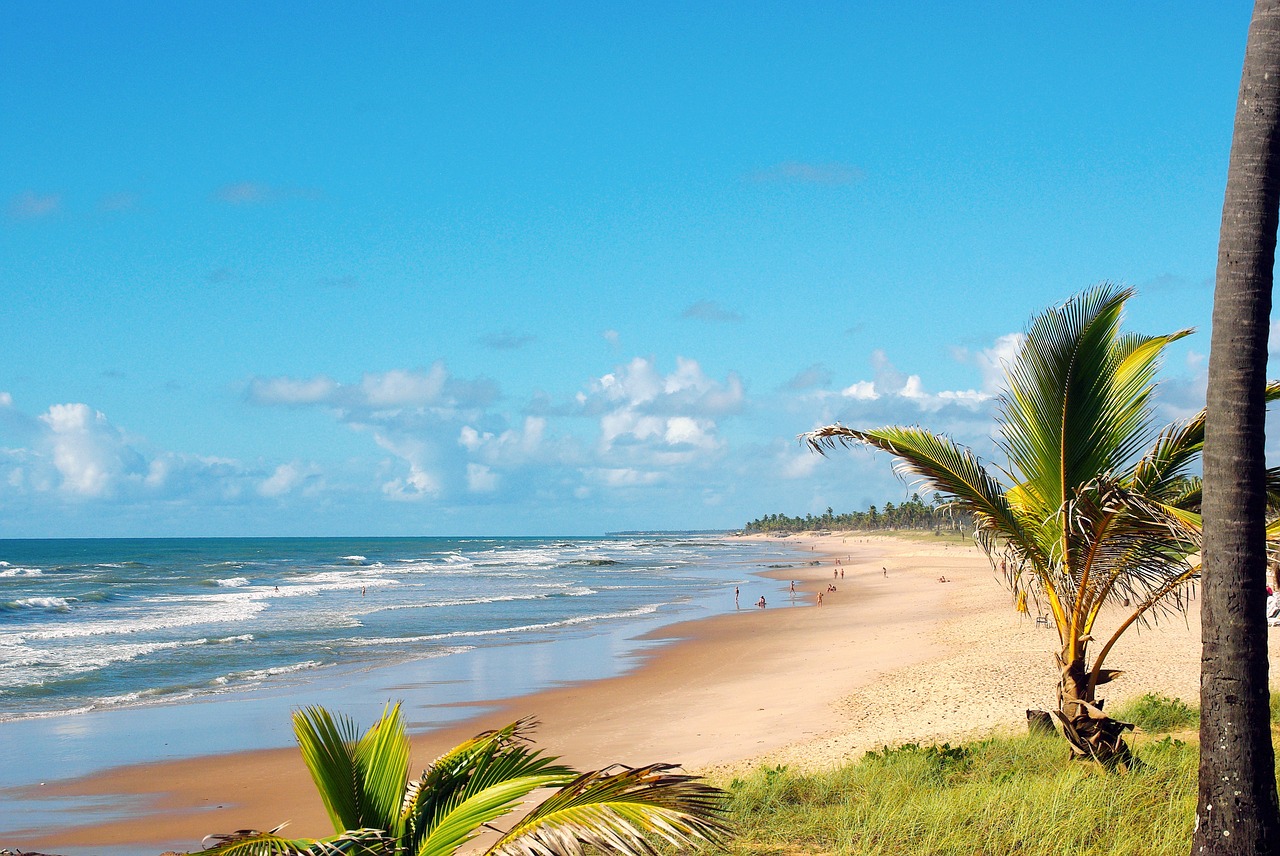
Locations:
1195;1;1280;852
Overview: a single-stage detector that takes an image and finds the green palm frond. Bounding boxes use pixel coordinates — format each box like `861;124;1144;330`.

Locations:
802;424;1043;564
354;703;411;836
293;706;367;834
412;771;578;856
399;718;577;850
484;763;730;856
200;826;390;856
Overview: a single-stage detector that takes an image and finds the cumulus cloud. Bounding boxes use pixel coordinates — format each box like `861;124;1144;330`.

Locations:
39;404;146;497
574;357;744;475
749;161;864;185
259;462;311;497
580;356;744;418
247;376;339;406
0;398;298;507
9;191;61;220
247;364;496;413
466;463;499;493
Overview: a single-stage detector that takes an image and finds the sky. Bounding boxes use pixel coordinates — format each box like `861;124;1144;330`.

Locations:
0;2;1271;537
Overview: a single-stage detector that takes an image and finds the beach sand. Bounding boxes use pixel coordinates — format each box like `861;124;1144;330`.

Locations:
4;533;1260;853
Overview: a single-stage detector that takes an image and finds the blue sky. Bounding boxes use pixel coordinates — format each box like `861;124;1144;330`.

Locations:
0;2;1267;536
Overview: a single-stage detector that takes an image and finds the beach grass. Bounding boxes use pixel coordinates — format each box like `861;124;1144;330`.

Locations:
706;696;1280;856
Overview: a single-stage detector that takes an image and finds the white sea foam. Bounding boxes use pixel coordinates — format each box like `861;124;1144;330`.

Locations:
0;592;270;644
0;567;43;577
215;577;250;587
0;637;204;688
212;659;323;686
406;604;663;643
6;596;73;611
340;555;366;562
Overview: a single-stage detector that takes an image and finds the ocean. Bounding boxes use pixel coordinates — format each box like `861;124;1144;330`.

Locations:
0;535;805;801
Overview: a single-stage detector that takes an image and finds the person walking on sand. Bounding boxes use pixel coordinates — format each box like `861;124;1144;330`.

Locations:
735;586;740;607
790;580;796;593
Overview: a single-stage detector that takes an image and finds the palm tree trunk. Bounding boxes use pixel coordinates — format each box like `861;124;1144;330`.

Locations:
1195;1;1280;852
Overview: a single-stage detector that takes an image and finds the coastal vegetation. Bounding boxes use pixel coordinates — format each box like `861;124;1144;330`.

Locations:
202;704;728;856
803;284;1219;767
743;494;971;534
703;694;1279;856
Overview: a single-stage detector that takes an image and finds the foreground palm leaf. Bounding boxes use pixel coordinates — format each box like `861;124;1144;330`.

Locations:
803;284;1274;767
203;705;730;856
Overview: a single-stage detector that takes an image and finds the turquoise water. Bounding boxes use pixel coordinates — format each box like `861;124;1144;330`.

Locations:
0;536;803;723
0;536;805;815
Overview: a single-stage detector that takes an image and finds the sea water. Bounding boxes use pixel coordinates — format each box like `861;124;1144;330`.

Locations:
0;536;806;796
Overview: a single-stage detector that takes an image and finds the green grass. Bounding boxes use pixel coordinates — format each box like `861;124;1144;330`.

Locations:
1113;693;1199;732
710;733;1199;856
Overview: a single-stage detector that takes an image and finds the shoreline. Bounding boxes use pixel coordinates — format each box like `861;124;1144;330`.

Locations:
3;532;1242;854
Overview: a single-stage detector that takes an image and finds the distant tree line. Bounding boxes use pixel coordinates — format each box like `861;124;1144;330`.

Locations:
743;493;972;533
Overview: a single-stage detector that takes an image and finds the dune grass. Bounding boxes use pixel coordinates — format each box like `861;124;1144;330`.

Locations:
706;695;1280;856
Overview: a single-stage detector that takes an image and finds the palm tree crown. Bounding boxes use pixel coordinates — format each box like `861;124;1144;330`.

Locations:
202;704;729;856
804;284;1213;764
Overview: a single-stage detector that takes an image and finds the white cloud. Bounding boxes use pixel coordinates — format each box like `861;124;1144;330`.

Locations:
248;364;496;414
39;403;144;497
260;462;307;497
247;376;339;405
467;463;499;493
359;366;447;407
781;451;821;479
587;467;663;487
841;380;879;400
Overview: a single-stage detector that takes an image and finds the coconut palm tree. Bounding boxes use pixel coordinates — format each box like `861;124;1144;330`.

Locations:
201;704;729;856
1196;0;1280;849
804;284;1213;767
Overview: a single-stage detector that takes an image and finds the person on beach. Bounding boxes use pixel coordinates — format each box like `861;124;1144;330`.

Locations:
757;596;767;608
817;591;823;605
840;569;844;579
882;567;887;577
790;580;796;593
834;569;838;579
735;586;740;607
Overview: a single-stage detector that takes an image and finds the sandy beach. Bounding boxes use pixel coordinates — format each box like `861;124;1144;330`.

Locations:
4;532;1252;854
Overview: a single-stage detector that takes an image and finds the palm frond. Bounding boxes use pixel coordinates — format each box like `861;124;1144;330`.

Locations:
354;703;411;835
200;826;390;856
485;764;730;856
400;718;577;850
801;424;1041;562
293;706;366;834
412;772;578;856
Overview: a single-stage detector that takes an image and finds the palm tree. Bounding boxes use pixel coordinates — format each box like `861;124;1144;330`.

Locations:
201;704;729;856
1195;0;1280;850
803;284;1209;767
